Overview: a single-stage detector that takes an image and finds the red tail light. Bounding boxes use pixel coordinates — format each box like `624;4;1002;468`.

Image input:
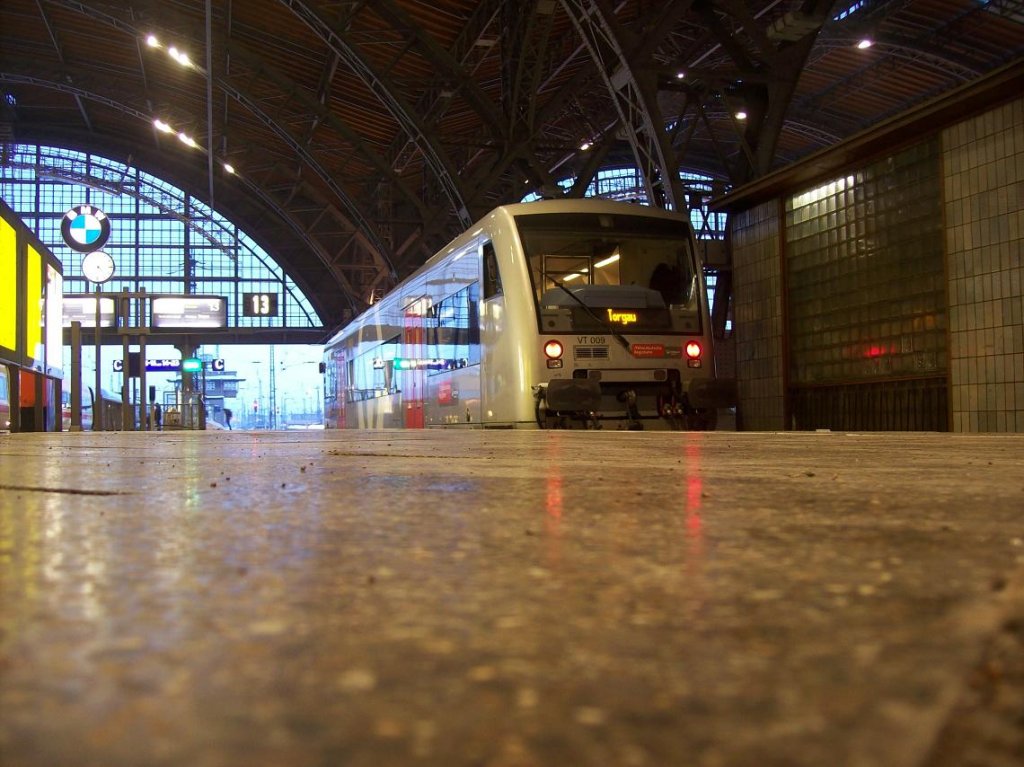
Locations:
685;341;702;359
544;340;564;359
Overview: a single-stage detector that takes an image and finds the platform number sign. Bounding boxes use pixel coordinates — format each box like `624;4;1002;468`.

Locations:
243;292;278;318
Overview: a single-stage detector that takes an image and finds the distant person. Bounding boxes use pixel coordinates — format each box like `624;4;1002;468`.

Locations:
224;408;233;430
153;402;162;431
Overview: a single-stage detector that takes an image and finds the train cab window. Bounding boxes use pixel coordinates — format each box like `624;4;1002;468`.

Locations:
482;242;502;299
518;211;700;334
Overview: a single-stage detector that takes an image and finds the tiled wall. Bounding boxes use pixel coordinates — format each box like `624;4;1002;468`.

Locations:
785;141;946;385
943;96;1024;432
731;200;786;430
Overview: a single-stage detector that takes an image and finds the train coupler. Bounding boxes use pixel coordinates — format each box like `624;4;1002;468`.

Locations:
616;389;643;430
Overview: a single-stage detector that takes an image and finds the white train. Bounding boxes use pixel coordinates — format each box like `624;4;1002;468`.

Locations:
322;198;734;430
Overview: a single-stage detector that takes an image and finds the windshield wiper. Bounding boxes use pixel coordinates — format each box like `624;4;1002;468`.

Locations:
552;281;632;351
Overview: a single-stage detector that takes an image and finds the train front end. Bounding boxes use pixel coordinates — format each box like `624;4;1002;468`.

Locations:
511;204;735;430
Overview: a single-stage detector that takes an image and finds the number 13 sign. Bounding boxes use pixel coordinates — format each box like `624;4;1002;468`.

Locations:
242;292;279;317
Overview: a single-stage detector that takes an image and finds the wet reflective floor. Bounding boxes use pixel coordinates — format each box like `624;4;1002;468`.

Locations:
1;430;1022;767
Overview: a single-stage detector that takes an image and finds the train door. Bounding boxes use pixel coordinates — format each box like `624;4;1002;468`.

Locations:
402;297;428;428
324;346;346;429
479;240;515;424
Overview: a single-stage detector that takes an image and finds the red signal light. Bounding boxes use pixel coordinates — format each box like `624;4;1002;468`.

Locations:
685;341;702;359
544;340;564;359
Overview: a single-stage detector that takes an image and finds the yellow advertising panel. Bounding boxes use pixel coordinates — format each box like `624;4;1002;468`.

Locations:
0;218;16;352
46;265;63;373
27;244;43;366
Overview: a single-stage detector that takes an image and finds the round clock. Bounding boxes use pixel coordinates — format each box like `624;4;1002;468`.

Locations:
82;251;115;284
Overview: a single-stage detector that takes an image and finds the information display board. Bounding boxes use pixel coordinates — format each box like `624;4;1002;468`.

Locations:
151;296;228;329
63;295;116;328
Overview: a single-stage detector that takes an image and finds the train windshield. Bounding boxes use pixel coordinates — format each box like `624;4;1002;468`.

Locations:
516;211;700;335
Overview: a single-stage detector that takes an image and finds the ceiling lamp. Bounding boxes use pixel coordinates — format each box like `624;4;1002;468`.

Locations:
168;46;192;67
857;38;874;49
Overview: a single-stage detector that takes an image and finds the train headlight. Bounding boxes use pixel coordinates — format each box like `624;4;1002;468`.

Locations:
544;340;564;359
685;341;702;368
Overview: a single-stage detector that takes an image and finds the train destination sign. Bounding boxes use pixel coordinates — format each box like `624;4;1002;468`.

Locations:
151;296;228;329
62;296;116;328
606;308;638;326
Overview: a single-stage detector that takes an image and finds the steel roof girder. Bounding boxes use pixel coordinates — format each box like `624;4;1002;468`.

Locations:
372;0;508;143
558;0;683;210
219;80;396;278
223;39;428;220
280;0;473;228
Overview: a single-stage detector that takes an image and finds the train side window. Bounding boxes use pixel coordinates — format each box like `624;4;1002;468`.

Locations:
482;242;502;299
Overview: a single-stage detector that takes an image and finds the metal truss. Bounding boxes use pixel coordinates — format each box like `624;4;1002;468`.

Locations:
281;0;473;229
558;0;683;210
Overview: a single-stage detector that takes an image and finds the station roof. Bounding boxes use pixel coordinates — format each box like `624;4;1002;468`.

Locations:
1;0;1021;326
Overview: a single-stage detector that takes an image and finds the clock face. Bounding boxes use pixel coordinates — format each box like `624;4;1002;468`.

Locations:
82;251;115;284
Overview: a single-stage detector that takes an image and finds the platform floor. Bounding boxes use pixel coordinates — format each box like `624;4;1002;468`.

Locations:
1;429;1023;767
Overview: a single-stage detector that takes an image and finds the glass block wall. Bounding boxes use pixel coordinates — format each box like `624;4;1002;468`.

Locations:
785;140;946;386
943;95;1024;433
729;93;1023;432
731;200;785;430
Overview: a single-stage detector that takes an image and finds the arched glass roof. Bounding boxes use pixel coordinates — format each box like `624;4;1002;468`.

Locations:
521;166;728;240
0;143;322;329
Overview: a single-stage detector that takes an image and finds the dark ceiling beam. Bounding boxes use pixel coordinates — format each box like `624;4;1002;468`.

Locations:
794;37;988;122
198;77;394;283
222;37;428;222
372;0;507;143
744;0;835;181
558;0;694;209
281;0;474;228
379;0;504;178
0;71;150;123
796;0;1019;124
127;6;160;150
504;0;554;135
33;0;93;132
358;0;507;268
691;1;759;72
658;0;834;183
568;130;616;197
304;51;340;142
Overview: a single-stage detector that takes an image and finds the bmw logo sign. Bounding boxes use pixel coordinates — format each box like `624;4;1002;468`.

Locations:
62;204;111;252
